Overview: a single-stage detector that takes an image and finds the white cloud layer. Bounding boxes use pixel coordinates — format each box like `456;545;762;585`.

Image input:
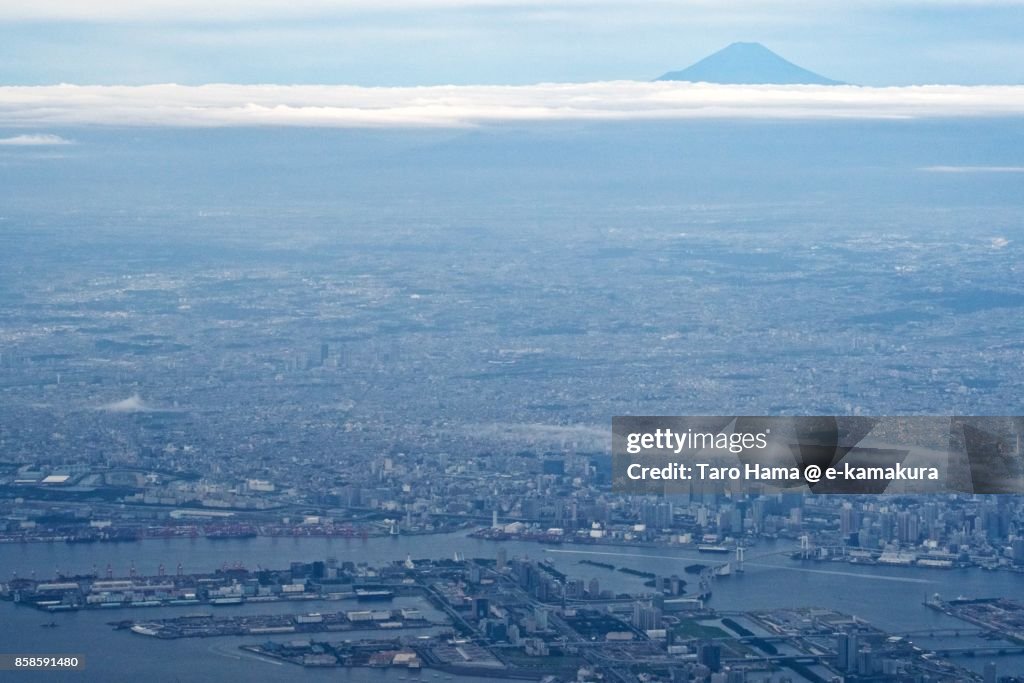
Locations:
921;165;1024;173
0;133;73;145
1;82;1023;128
4;0;1023;22
2;1;623;21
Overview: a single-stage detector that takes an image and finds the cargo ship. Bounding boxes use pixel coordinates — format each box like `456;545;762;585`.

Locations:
210;597;244;605
205;527;258;540
697;545;730;554
355;589;394;601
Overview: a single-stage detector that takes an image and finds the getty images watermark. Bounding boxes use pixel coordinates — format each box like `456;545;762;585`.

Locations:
612;416;1024;495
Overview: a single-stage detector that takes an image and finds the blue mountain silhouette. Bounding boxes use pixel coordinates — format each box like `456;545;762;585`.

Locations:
657;42;843;85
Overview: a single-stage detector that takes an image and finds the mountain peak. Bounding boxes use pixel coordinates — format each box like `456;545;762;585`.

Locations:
657;42;843;85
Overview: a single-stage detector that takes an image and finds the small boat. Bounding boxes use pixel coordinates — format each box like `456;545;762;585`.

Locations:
41;621;60;628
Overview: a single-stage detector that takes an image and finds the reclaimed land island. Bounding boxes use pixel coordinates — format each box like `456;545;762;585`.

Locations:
4;553;1016;681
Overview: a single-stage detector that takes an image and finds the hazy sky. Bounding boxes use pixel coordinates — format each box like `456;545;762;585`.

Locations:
2;1;1023;86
